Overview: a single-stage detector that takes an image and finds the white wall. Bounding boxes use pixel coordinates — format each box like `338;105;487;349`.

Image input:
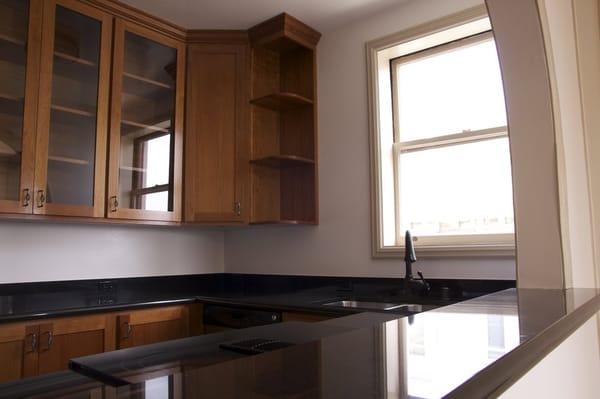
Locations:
0;222;224;283
224;0;516;279
499;313;600;398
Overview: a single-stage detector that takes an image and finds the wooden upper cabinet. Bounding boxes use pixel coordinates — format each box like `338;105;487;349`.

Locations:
34;0;112;217
107;19;185;222
0;0;42;215
184;42;249;223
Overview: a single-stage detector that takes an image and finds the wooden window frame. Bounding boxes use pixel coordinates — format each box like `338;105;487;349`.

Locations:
366;5;515;258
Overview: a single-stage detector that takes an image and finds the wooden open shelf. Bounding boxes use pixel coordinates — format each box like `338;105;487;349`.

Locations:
250;92;312;111
123;71;173;90
50;104;95;118
0;32;25;47
48;155;90;166
248;14;320;225
121;119;170;134
250;155;314;168
0;33;98;70
54;51;96;67
120;165;146;173
0;92;22;103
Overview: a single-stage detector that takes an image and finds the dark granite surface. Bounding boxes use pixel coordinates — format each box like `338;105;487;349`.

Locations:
1;287;598;399
0;274;515;322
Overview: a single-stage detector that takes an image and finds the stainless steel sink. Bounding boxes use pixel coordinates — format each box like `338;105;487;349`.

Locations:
322;300;424;312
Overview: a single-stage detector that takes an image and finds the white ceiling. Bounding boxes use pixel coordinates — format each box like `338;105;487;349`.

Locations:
121;0;410;32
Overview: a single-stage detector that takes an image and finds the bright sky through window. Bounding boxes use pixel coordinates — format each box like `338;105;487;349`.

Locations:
144;134;171;211
392;33;514;240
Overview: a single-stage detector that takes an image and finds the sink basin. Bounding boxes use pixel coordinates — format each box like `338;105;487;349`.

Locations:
323;300;424;312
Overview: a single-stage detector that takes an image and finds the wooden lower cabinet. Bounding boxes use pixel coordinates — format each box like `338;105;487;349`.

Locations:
0;303;333;384
36;316;111;375
0;314;113;384
116;305;190;349
0;324;38;383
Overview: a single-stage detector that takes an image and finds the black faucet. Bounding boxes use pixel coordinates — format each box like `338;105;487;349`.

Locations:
404;230;430;297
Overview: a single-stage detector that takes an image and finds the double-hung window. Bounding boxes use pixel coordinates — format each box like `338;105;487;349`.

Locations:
368;12;515;256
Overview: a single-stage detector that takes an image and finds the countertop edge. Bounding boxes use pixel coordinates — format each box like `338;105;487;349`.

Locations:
0;295;355;324
0;297;199;324
445;291;600;399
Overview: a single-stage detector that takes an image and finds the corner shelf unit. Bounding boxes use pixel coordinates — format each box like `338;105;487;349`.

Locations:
248;14;321;225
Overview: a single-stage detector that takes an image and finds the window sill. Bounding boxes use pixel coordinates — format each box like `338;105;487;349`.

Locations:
373;244;516;258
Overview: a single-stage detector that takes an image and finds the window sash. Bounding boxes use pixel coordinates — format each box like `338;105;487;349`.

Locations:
392;136;514;248
396;126;508;153
391;30;497;146
390;31;513;248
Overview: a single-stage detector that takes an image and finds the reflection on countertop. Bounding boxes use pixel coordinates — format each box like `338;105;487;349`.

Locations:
1;286;597;399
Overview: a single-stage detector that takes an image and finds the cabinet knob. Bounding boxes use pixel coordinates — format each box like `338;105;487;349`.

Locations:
36;190;45;208
234;201;241;216
22;189;31;207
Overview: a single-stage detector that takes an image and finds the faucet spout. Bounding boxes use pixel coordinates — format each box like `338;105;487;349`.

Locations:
404;230;417;278
403;230;430;297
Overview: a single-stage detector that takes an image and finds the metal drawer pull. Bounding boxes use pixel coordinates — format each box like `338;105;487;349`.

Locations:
25;332;37;353
122;322;132;339
40;330;53;351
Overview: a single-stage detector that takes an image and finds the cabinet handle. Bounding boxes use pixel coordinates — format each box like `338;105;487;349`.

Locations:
122;322;132;339
234;201;241;216
25;332;37;353
40;330;53;351
36;190;45;208
22;189;31;207
109;196;119;212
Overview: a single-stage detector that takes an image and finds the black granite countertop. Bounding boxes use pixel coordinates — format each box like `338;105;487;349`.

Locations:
0;274;515;323
0;286;598;399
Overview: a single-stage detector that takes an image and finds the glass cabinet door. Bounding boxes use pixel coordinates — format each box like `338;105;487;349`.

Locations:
34;0;111;217
0;0;41;214
107;20;184;221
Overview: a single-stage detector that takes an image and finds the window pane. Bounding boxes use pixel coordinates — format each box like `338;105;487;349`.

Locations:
145;134;170;187
142;191;168;212
395;38;507;142
398;138;514;237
